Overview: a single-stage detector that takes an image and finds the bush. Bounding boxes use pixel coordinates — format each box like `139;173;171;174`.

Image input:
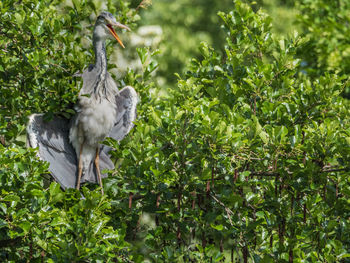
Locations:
0;0;139;261
113;1;350;261
1;0;350;262
297;0;350;97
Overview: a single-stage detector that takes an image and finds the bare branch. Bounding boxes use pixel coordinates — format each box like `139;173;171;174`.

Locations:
209;192;234;226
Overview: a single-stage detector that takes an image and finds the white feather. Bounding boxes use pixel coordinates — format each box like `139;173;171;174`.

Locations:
27;114;39;149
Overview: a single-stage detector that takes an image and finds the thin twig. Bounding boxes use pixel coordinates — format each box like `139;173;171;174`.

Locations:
321;167;349;173
209;192;234;226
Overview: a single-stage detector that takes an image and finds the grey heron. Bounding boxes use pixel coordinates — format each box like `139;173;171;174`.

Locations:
27;12;138;194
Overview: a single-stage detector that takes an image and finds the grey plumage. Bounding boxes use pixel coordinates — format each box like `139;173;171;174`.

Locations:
27;12;137;190
27;85;137;189
26;114;113;189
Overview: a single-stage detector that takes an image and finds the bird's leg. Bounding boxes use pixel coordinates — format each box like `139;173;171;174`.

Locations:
76;144;84;190
94;147;104;195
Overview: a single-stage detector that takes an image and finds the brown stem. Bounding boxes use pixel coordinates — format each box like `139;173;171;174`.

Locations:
156;193;160;208
243;246;248;263
290;194;294;216
270;233;273;248
336;181;339;199
0;135;5;146
29;232;33;262
289;247;293;263
41;251;45;263
198;193;202;208
209;192;234;226
253;96;256;115
279;218;285;244
211;166;215;189
129;192;133;209
177;226;181;244
280;176;284;193
206;181;210;198
278;224;281;243
177;192;181;212
253;210;257;248
191;191;196;210
275;175;278;198
202;231;207;248
321;167;350;173
155;194;160;226
240;186;246;207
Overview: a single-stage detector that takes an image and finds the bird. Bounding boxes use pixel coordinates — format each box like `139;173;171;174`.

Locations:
27;12;138;194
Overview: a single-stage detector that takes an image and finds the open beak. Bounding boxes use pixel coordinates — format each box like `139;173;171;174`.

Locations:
107;22;130;49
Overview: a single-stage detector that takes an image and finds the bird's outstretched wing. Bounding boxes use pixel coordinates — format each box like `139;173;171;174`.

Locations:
102;85;138;154
99;72;138;154
27;114;113;189
26;84;138;189
27;114;77;189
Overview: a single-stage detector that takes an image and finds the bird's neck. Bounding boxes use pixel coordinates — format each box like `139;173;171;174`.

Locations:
92;37;108;97
93;38;107;74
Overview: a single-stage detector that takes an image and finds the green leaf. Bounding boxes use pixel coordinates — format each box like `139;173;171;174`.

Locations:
72;0;81;12
3;195;20;202
137;48;148;65
49;182;61;197
210;224;223;231
0;219;8;229
19;221;31;233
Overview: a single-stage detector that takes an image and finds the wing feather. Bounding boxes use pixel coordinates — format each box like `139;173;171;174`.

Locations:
27;70;138;189
27;114;114;189
110;85;138;141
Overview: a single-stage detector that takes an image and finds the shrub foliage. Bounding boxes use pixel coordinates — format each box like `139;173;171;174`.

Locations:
1;0;350;262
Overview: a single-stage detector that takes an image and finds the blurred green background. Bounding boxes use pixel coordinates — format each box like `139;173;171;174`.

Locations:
137;0;298;88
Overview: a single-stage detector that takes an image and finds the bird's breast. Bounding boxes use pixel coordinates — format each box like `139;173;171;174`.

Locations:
77;97;116;146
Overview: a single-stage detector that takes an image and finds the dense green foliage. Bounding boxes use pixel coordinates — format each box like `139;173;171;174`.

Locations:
1;0;350;262
0;0;142;261
296;0;350;97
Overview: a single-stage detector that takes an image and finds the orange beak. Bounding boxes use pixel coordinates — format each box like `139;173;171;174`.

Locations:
107;24;125;48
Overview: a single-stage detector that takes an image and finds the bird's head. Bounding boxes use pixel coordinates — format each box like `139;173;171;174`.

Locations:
94;11;130;48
